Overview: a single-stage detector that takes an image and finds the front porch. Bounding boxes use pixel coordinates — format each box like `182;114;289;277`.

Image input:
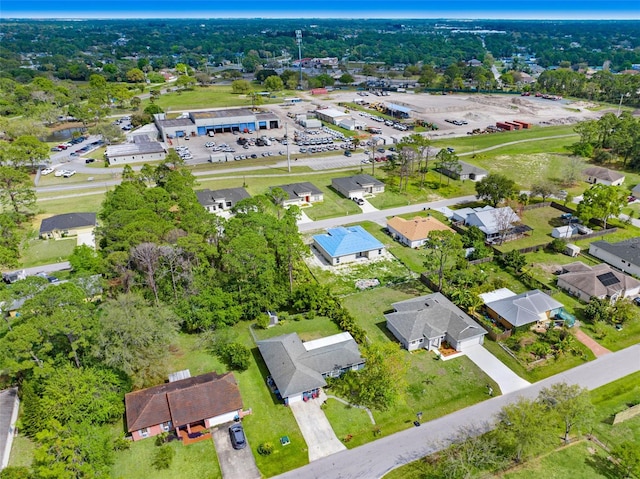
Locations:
176;422;212;445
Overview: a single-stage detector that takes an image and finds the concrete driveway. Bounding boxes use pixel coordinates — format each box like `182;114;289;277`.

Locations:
464;345;530;394
358;198;379;214
289;390;346;462
76;231;95;248
211;424;260;479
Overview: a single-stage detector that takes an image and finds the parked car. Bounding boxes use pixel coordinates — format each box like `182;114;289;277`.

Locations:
85;158;95;164
634;297;640;307
344;150;352;157
36;272;59;283
62;170;76;178
229;424;246;449
41;167;54;175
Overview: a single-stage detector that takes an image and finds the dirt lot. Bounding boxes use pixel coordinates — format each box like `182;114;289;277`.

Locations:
276;90;605;139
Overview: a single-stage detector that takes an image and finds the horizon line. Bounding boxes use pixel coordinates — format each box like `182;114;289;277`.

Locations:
3;15;640;21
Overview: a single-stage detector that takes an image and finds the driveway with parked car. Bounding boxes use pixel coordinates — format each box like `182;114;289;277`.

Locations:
211;423;260;479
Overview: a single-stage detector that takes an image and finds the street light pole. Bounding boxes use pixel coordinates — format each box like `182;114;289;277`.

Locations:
295;30;303;89
286;123;291;173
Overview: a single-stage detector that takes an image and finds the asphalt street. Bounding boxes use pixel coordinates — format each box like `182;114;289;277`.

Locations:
274;344;640;479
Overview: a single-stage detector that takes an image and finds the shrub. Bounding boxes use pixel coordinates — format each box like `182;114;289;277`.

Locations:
152;445;174;470
113;436;131;451
217;343;251;371
255;314;270;330
548;238;566;253
257;442;273;456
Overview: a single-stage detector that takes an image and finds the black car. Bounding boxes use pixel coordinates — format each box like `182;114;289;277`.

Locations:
634;297;640;307
229;423;246;449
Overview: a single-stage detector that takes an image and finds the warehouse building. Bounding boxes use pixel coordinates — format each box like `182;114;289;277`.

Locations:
155;109;281;140
105;136;166;165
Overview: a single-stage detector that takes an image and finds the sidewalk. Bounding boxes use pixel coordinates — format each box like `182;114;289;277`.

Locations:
573;328;611;357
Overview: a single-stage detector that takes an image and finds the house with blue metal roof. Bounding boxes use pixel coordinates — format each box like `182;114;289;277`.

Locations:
313;225;385;266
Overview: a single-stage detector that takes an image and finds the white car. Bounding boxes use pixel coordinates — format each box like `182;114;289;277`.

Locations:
41;167;54;175
54;169;65;177
62;170;76;178
204;142;215;148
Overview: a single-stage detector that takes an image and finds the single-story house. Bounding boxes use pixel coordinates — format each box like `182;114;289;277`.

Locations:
557;261;640;303
39;212;97;239
125;371;244;442
583;167;625;186
195;188;250;214
451;205;494;223
386;215;453;248
257;332;365;405
482;288;564;330
273;182;324;206
313;225;385;266
385;293;487;352
589;239;640;278
331;174;385;200
105;136;167;166
439;161;488;182
464;206;529;243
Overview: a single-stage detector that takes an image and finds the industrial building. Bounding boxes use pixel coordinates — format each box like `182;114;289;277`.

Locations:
154;108;281;140
105;136;167;165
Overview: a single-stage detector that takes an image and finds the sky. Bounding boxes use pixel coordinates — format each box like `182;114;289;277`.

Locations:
2;0;639;20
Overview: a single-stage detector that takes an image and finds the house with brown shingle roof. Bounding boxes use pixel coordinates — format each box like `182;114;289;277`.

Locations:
583;167;625;186
125;371;244;442
557;261;640;303
386;215;453;248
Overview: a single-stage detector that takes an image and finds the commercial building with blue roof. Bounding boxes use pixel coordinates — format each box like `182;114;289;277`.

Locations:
313;225;385;266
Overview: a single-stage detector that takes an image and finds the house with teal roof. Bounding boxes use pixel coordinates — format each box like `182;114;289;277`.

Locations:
312;225;385;266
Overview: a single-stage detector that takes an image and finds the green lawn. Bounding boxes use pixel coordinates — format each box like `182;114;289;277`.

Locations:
383;371;640;479
7;434;36;469
253;315;341;342
111;434;222;479
37;192;110;216
341;281;431;343
20;237;77;267
323;398;377;445
331;283;499;448
497;441;611;479
359;221;428;273
146;85;298;111
307;248;416;297
482;336;595;383
494;206;568;253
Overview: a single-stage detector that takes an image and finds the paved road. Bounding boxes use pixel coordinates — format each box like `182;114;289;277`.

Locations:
274;344;640;479
298;196;477;232
0;388;19;470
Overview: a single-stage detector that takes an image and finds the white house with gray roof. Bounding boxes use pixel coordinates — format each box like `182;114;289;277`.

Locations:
257;332;365;405
589;239;640;278
195;188;250;214
438;160;488;182
331;174;385;200
385;293;486;352
273;182;324;206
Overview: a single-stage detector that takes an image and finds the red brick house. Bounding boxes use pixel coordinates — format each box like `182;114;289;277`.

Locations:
125;372;244;442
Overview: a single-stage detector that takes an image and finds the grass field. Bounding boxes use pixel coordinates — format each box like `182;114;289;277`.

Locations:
144;85;298;111
383;371;640;479
20;236;77;268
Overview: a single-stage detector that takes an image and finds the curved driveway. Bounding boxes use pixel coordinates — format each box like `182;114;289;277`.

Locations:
274;344;640;479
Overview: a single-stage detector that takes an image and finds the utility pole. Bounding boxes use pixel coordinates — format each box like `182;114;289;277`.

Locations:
286;123;291;173
295;30;303;89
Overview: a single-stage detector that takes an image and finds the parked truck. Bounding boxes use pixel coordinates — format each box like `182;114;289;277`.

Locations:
209;153;229;163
